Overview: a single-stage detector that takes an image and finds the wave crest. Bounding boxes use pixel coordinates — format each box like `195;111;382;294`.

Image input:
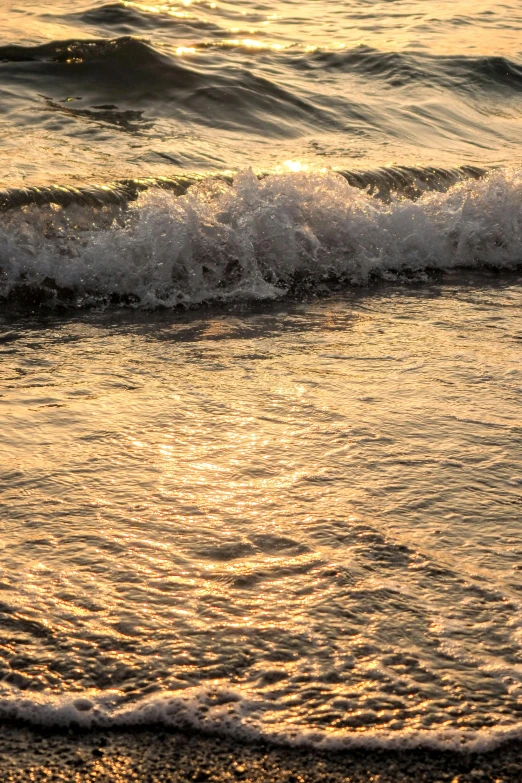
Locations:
1;167;521;308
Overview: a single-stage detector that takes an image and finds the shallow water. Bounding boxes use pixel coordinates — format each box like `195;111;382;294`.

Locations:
1;279;522;748
1;0;522;754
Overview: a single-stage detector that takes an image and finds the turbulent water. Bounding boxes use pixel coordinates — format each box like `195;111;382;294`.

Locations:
1;0;522;755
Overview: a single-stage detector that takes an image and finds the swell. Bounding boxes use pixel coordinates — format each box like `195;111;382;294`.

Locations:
70;1;221;34
1;167;521;309
0;37;334;135
1;35;522;152
2;36;521;94
292;47;522;93
2;36;522;100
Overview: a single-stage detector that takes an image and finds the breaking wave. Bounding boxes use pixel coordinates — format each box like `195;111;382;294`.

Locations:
1;166;521;309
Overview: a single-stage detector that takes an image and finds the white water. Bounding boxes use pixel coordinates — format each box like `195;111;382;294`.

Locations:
4;684;522;753
2;168;522;307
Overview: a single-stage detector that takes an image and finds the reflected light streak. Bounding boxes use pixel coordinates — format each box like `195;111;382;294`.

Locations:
283;160;309;173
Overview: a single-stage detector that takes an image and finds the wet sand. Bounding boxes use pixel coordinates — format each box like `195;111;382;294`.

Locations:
0;724;520;782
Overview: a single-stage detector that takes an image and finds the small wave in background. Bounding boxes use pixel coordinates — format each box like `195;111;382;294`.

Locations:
1;1;522;183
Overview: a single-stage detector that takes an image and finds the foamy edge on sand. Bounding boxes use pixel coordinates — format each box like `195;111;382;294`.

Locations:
1;685;522;754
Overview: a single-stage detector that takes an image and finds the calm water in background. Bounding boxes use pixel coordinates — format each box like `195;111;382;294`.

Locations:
1;0;522;750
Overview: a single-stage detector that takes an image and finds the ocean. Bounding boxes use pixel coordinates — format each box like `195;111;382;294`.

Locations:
1;0;522;762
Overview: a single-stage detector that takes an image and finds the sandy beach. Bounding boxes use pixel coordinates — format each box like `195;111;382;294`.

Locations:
0;724;520;783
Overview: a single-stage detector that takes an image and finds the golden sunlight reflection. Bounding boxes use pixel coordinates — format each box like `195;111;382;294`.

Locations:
278;160;329;175
115;0;522;57
2;284;522;737
3;0;522;751
283;160;309;173
216;37;284;50
3;0;522;68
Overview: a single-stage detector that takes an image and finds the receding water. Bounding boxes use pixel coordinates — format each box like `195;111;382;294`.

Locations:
1;280;522;748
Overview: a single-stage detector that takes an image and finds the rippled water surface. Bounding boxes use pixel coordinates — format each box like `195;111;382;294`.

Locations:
1;0;522;753
2;0;522;182
1;281;522;746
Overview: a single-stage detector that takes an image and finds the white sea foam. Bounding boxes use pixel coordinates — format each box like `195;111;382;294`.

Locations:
1;167;522;307
1;683;522;753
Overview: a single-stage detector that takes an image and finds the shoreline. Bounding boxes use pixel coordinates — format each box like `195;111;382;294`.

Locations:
0;724;520;782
